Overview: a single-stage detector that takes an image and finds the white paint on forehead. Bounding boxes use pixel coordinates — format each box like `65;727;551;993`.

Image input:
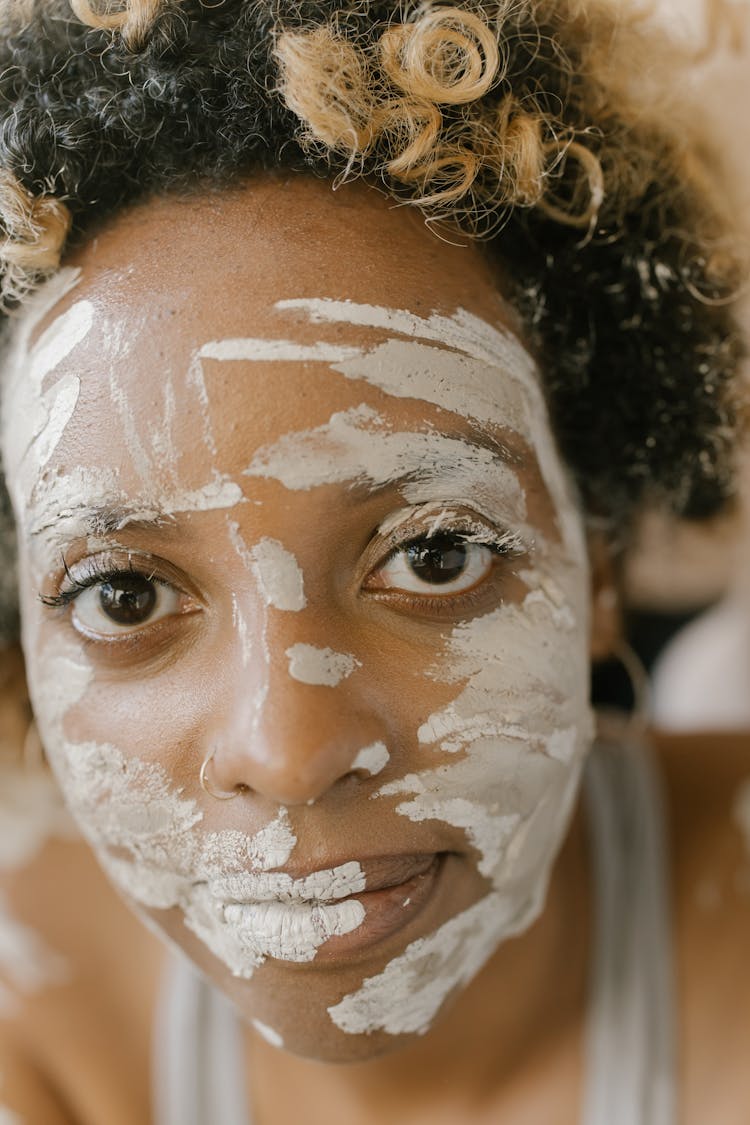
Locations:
285;643;360;687
0;1106;23;1125
328;889;533;1036
252;1019;284;1048
249;538;306;611
274;299;582;555
199;339;361;364
244;404;527;527
1;269;92;515
351;741;390;777
0;893;69;1001
26;468;243;576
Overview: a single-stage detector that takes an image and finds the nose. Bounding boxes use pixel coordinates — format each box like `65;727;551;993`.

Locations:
206;627;389;806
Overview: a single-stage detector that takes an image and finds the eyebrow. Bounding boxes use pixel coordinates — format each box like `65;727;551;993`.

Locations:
346;424;524;503
30;502;180;541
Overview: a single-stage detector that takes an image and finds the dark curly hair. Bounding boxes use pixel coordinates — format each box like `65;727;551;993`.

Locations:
0;0;745;643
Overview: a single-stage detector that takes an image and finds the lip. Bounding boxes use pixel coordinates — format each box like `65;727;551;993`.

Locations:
210;852;447;964
314;851;445;962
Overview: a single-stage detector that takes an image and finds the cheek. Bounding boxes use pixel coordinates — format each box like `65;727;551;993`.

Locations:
377;547;594;894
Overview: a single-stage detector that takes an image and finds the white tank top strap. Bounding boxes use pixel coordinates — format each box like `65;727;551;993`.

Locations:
581;734;677;1125
152;951;250;1125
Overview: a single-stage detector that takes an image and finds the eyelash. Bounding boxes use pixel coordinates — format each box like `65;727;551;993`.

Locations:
39;519;527;633
40;554;164;609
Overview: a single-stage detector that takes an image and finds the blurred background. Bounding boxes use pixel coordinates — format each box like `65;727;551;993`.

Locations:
592;0;750;731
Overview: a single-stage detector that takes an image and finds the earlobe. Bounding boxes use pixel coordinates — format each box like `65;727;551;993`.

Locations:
588;538;623;661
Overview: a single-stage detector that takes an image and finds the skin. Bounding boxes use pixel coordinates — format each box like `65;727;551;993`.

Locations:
0;175;748;1124
1;171;605;1061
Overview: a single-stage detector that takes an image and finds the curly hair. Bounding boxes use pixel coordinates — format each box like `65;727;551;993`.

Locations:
0;0;745;640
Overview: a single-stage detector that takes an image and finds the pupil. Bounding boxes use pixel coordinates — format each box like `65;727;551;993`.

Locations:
99;575;157;625
407;535;468;585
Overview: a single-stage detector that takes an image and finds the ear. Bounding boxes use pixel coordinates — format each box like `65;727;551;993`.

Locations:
587;534;623;662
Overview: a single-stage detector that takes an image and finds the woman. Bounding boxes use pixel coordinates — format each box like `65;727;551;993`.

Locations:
0;1;748;1121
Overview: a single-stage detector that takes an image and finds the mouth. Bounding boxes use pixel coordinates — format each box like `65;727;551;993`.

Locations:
210;852;448;965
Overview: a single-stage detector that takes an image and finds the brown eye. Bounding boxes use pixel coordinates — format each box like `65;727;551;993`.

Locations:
373;534;494;597
98;575;158;625
71;573;181;636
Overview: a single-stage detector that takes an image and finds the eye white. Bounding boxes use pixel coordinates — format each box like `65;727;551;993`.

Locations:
376;540;495;597
72;579;181;636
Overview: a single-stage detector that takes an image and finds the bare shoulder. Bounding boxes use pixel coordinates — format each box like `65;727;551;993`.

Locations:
0;652;165;1124
651;729;750;1123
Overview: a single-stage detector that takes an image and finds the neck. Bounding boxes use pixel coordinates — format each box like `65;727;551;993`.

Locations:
243;796;592;1123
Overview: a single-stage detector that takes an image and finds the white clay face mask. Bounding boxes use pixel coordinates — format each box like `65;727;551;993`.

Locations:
6;284;594;1045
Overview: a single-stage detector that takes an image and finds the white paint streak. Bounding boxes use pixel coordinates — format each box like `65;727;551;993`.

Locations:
285;644;360;687
249;538;306;611
28;636;358;980
244;404;527;529
199;339;361;364
328;890;534;1035
351;742;390;777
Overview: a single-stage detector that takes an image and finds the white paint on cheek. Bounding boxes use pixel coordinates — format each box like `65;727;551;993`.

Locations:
252;1019;284;1048
0;1105;23;1125
29;637;355;979
327;890;527;1036
351;742;390;777
0;893;69;1004
249;538;306;611
285;644;360;687
376;576;593;886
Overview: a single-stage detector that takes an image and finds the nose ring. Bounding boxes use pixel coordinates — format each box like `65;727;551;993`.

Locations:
199;747;241;801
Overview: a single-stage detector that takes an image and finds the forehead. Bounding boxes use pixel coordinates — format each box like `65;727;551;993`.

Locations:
1;175;576;553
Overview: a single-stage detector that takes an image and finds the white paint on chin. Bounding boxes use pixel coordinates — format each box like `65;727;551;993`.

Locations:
285;643;360;687
327;888;537;1036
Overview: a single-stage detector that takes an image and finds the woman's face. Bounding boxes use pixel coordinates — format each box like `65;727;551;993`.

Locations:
1;175;595;1060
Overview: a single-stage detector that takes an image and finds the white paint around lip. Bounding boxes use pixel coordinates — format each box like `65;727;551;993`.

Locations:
327;889;532;1036
285;643;360;687
351;742;390;777
210;860;365;903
